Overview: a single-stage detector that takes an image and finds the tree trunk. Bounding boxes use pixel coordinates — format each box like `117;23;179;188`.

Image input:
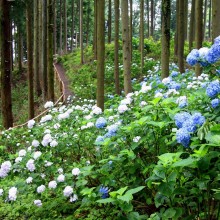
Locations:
93;0;97;59
39;0;43;87
140;0;144;73
189;0;195;51
184;0;188;40
195;0;203;76
42;0;48;101
129;0;133;61
86;2;91;46
108;0;112;43
174;0;179;56
147;0;150;37
47;0;54;101
71;0;75;51
208;0;211;40
17;24;23;73
96;0;105;110
203;0;207;40
80;0;83;64
0;0;13;128
212;0;220;41
121;0;132;95
53;0;57;54
59;0;62;54
161;0;170;79
114;0;120;95
64;0;67;53
177;0;185;73
150;0;154;37
26;1;35;119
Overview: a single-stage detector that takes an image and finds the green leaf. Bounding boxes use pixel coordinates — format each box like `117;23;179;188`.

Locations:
145;121;165;129
117;186;128;196
96;198;115;204
126;186;145;195
205;131;220;145
118;193;133;203
80;187;95;196
163;208;176;218
172;157;196;168
149;97;161;105
210;124;220;132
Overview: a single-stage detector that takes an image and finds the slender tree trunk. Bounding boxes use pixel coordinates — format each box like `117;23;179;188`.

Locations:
96;0;105;110
121;0;132;95
53;0;57;54
174;0;179;56
39;0;43;87
140;0;144;73
108;0;112;43
42;0;48;101
147;0;150;37
208;0;211;40
47;0;54;101
203;0;207;40
17;24;23;73
195;0;203;76
177;0;185;73
80;0;83;64
161;0;170;79
64;0;67;53
114;0;120;95
129;0;133;61
59;0;62;54
0;0;13;128
212;0;220;41
150;0;154;37
9;20;13;72
94;0;97;59
184;0;188;40
86;2;90;46
26;1;35;119
71;0;75;51
189;0;195;51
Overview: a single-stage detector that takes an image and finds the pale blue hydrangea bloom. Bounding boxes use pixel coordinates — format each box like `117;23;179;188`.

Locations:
211;98;220;108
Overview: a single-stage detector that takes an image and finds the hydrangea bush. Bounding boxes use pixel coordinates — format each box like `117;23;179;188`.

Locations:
0;43;220;219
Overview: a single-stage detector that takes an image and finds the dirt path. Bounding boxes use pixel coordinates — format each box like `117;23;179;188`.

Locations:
54;63;74;101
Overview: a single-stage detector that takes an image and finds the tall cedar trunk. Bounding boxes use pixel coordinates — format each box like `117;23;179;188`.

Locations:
59;0;62;54
203;0;207;40
39;0;43;87
93;0;97;59
34;0;41;96
64;0;67;53
161;0;170;79
195;0;203;76
147;0;150;37
129;0;133;61
96;0;105;110
121;0;132;95
0;0;13;128
42;0;48;101
140;0;144;73
114;0;120;95
174;0;179;56
26;2;35;119
80;0;83;64
17;24;23;73
53;0;57;54
177;0;185;73
208;0;211;39
184;0;188;40
150;0;154;37
212;0;220;41
10;20;13;72
86;2;90;46
47;0;54;101
71;0;75;51
108;0;112;43
189;0;195;51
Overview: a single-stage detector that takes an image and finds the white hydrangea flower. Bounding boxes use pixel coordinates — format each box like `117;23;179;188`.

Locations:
32;140;40;148
84;115;92;120
33;151;42;160
86;122;94;128
133;136;141;143
44;101;54;108
40;114;52;123
48;181;57;189
18;149;26;157
0;189;3;196
8;187;17;201
57;174;65;182
0;161;12;178
92;106;102;115
34;199;42;207
118;104;128;114
140;84;152;93
41;134;52;147
72;168;81;176
44;129;51;134
37;185;46;193
27;119;35;129
45;161;53;167
58;168;63;174
26;177;33;184
70;194;78;202
26;159;35;172
50;140;58;147
58;112;70;120
63;186;73;197
154;92;163;98
15;157;23;163
140;101;147;107
54;123;61;129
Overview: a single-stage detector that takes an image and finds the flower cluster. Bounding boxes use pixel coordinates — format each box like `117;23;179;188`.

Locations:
8;187;18;201
0;161;12;178
206;80;220;98
99;186;109;199
95;117;107;129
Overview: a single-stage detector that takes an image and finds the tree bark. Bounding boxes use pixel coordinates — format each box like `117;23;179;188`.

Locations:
150;0;154;37
17;24;23;73
121;0;132;95
71;0;75;51
63;0;67;53
0;0;13;128
108;0;112;43
114;0;120;95
47;0;54;101
53;0;57;54
208;0;211;40
147;0;150;37
212;0;220;41
80;0;83;64
96;0;105;110
195;0;203;76
203;0;207;40
93;0;97;59
189;0;195;51
174;0;179;56
161;0;170;79
129;0;133;61
59;0;62;54
26;1;35;119
140;0;144;73
184;0;188;40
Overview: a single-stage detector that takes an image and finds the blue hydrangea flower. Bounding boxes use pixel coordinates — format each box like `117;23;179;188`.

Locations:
171;71;179;77
174;112;191;128
176;128;191;147
99;186;109;199
206;42;220;64
95;136;105;143
214;35;220;44
178;100;188;108
206;80;220;98
182;119;197;132
191;113;205;126
186;49;199;66
95;117;107;129
169;82;181;90
211;98;220;108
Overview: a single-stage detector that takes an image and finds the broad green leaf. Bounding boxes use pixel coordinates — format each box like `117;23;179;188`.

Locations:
117;186;128;196
145;121;165;128
80;187;95;196
205;131;220;145
172;157;196;168
117;193;133;203
126;186;145;195
163;208;176;218
96;198;115;204
149;97;161;105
